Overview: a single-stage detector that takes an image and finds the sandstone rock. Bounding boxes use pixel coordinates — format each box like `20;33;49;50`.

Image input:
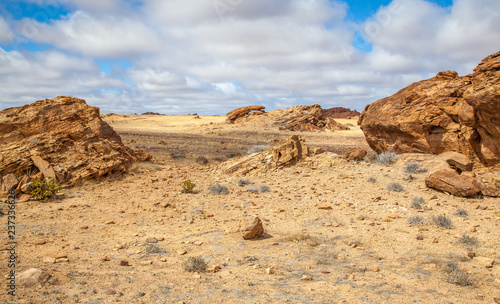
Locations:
343;148;367;161
322;107;360;119
43;256;56;264
17;268;50;288
474;256;494;268
300;275;313;281
226;105;266;123
0;96;151;186
16;175;32;194
439;151;473;173
274;104;350;132
31;156;56;180
425;169;482;197
273;135;308;166
359;51;500;168
2;173;18;191
242;216;264;240
325;117;350;131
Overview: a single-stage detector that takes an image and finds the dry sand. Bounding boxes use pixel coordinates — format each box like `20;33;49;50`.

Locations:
1;114;499;304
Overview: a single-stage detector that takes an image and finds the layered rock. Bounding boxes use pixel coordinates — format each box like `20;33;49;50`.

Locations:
322;107;360;119
274;104;350;132
0;96;151;188
359;51;500;168
226;105;266;123
425;169;482;197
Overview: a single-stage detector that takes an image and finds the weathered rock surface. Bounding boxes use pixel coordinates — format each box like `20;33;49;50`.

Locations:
359;51;500;168
226;106;266;123
275;104;350;132
322;107;360;118
222;135;310;175
425;169;482;197
0;96;151;186
439;151;473;173
343;148;367;161
17;268;50;288
241;216;264;240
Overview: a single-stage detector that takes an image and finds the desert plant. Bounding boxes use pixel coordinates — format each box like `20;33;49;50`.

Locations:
458;234;478;248
209;184;229;195
404;161;428;174
226;153;238;159
442;261;473;286
366;177;377;183
431;215;453;229
181;179;196;193
30;178;61;200
408;216;427;226
195;156;209;165
183;256;207;272
387;182;404;192
259;185;270;193
247;185;270;193
247;145;270;155
237;179;252;186
171;153;186;159
375;152;398;165
213;157;225;162
455;209;468;217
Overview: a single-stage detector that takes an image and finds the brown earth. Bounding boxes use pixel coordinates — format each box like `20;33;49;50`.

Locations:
1;114;499;304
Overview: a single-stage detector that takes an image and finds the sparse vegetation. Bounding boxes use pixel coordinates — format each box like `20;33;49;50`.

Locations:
30;178;61;200
247;185;271;193
403;161;428;174
457;234;478;248
431;215;453;229
237;179;252;186
183;256;207;272
284;233;319;247
411;197;426;209
209;184;229;195
366;177;377;183
442;260;473;286
455;209;468;217
408;216;427;226
247;145;270;155
196;156;209;165
387;182;404;192
374;152;398;165
172;153;186;159
259;185;270;193
181;179;196;193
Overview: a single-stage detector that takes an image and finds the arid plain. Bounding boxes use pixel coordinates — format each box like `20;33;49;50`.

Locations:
2;112;499;304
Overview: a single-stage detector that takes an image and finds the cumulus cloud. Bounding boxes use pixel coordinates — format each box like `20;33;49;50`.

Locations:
0;16;11;43
0;0;499;114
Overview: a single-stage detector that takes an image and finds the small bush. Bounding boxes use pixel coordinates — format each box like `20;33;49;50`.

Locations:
237;179;252;186
404;161;428;174
259;185;270;193
30;178;61;200
247;145;270;155
375;152;398;165
455;209;468;217
172;153;186;159
367;177;377;183
458;234;478;248
408;216;427;226
443;261;473;286
209;184;229;195
226;153;238;159
431;215;453;229
410;197;426;209
247;185;270;193
213;157;225;162
181;179;196;193
196;156;209;165
183;256;207;272
387;182;404;192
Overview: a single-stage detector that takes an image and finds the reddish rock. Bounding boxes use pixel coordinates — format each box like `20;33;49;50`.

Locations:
242;216;264;240
425;169;482;197
0;96;151;186
359;51;500;168
272;135;308;166
325;117;350;131
343;148;367;161
2;173;18;191
322;107;360;119
226;105;266;123
439;151;473;173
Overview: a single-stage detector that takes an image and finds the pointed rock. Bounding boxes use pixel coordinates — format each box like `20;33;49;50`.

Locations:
31;156;56;180
242;216;264;240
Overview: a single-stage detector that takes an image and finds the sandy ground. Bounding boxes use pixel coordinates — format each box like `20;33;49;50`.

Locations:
1;115;499;304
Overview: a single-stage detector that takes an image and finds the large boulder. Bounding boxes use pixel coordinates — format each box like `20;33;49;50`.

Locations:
226;105;266;123
0;96;151;186
425;169;482;197
359;51;500;168
275;104;350;132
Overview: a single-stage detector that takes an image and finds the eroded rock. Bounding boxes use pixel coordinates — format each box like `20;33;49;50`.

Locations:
425;169;482;197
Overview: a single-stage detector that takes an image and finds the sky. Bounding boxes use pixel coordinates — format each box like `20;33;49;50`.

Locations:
0;0;499;115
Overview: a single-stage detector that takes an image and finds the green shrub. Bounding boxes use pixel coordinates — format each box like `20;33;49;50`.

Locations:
30;178;61;200
181;179;196;193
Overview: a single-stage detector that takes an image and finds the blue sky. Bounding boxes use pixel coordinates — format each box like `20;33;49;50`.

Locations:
0;0;498;114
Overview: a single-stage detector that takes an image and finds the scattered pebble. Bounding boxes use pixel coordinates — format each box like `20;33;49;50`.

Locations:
300;275;313;281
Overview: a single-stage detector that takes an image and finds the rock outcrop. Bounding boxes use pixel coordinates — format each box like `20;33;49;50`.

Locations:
322;107;360;119
226;105;266;123
0;96;151;188
359;51;500;168
274;104;350;132
343;148;367;161
425;169;482;197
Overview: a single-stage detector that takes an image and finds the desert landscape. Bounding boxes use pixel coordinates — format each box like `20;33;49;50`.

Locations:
0;52;499;304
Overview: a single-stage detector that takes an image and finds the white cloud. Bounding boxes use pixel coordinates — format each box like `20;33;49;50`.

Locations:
1;0;499;114
0;16;11;43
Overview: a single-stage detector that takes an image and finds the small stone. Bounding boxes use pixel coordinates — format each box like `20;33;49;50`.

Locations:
325;222;332;226
43;256;56;264
300;275;313;281
56;258;69;263
332;222;340;227
432;238;438;243
372;266;379;272
270;242;279;246
265;267;274;275
177;249;187;255
206;213;214;217
34;240;46;245
387;214;399;219
156;237;165;241
416;235;424;240
141;261;153;265
475;256;494;268
337;254;346;260
159;257;168;262
356;215;364;221
16;268;50;288
80;226;89;230
207;265;221;273
120;260;129;266
318;206;332;210
496;211;500;217
242;216;264;240
194;241;203;246
467;252;476;258
102;256;110;261
106;221;115;224
146;238;158;243
470;227;476;232
321;271;331;274
106;290;117;295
